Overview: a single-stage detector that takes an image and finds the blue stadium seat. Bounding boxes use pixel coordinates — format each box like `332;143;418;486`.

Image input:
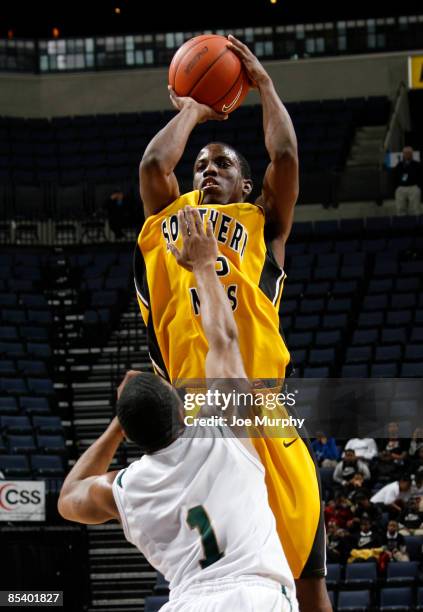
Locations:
17;360;48;376
401;363;423;377
305;282;330;298
30;454;64;477
386;310;413;327
357;312;384;328
0;360;17;376
391;294;417;310
27;343;52;359
294;315;320;331
27;378;55;396
410;327;423;343
0;415;32;434
144;596;169;612
36;435;66;454
19;397;50;415
417;587;423;611
326;563;341;588
309;348;335;366
379;586;413;611
322;313;348;329
344;562;377;587
371;363;398;377
315;330;342;347
32;416;62;434
363;294;388;311
404;344;423;361
345;345;373;363
0;454;31;477
381;328;407;345
374;345;402;362
287;332;313;349
303;367;330;378
0;326;18;340
299;298;325;314
395;276;419;292
326;298;352;313
403;535;423;561
341;364;369;378
386;561;418;584
19;326;49;341
352;329;379;346
0;377;27;394
337;589;370;611
7;434;37;454
0;397;19;415
331;280;358;296
0;342;27;358
368;278;394;294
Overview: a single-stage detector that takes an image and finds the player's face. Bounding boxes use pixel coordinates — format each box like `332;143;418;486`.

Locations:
193;144;245;205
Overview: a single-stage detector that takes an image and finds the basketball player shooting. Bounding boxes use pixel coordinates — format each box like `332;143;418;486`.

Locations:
57;207;299;611
135;35;331;611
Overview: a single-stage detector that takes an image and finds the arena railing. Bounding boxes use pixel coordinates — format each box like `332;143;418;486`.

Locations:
0;15;422;73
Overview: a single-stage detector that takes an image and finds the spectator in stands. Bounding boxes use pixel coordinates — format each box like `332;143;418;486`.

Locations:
380;422;408;464
370;475;412;517
372;450;402;486
398;497;423;536
105;187;131;239
333;449;371;487
344;437;378;462
348;492;382;531
353;517;382;550
382;520;409;561
324;494;354;529
342;472;370;504
409;427;423;457
311;432;339;467
393;146;422;216
410;474;423;504
326;519;354;564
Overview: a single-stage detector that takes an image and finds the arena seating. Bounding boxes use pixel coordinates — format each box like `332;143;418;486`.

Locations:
0;95;391;223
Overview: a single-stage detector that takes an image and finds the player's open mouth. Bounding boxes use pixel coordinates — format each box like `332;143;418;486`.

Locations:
202;179;219;189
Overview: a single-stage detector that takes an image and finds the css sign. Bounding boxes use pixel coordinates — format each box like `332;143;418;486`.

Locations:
0;481;45;521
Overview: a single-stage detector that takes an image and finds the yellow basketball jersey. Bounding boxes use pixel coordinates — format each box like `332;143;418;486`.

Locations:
134;190;323;580
135;190;290;383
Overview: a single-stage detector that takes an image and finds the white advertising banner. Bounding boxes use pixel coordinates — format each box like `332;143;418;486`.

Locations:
0;481;45;521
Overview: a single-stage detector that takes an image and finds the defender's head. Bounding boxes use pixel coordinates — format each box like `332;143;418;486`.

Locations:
116;373;184;453
193;142;253;205
403;146;413;161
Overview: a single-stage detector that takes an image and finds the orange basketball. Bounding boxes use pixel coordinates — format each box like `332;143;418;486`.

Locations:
169;34;250;114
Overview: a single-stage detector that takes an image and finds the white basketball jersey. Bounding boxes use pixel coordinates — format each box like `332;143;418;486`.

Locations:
112;425;294;595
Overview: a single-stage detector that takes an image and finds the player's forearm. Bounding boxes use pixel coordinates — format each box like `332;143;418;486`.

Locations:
141;105;202;174
258;78;298;160
194;263;238;349
61;419;123;492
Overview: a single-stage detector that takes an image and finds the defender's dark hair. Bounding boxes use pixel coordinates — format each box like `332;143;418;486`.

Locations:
197;142;252;180
116;373;182;453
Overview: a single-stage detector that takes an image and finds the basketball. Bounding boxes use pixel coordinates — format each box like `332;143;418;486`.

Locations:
169;34;250;114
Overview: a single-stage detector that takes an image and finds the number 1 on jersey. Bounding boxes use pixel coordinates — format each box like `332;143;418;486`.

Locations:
187;505;224;569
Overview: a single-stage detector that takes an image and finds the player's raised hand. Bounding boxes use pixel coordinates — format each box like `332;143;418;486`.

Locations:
168;86;228;123
168;206;218;271
226;35;270;89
